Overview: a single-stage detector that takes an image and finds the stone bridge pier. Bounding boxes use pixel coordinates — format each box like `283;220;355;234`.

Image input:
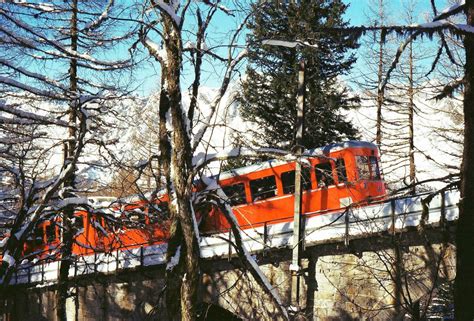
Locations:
203;226;456;320
3;226;456;321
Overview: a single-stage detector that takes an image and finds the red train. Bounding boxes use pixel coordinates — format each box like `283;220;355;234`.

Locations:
202;140;386;232
5;141;386;262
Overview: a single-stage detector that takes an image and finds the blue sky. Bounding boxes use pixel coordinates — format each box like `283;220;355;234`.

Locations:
136;0;454;95
344;0;451;25
345;0;368;25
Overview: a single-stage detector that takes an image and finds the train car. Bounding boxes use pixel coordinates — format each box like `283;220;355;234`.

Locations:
23;215;63;260
15;140;385;262
21;198;171;260
23;211;109;260
102;196;171;251
200;141;386;233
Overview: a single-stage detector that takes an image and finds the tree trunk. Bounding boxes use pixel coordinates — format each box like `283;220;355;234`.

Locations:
393;238;402;317
455;1;474;319
56;0;78;319
375;0;385;147
161;10;200;321
408;42;416;195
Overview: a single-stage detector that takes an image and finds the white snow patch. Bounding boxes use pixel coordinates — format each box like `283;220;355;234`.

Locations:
154;0;181;26
0;237;9;248
166;245;181;271
434;0;464;20
3;252;15;267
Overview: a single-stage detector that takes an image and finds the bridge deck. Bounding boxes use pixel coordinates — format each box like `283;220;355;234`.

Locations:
8;190;459;285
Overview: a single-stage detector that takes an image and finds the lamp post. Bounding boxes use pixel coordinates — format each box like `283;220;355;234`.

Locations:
262;39;312;319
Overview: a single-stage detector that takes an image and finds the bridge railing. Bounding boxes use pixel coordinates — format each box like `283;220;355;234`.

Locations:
9;189;459;285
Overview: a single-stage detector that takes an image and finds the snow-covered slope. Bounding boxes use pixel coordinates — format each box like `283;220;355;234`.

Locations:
348;85;461;190
1;82;461;200
93;81;462;192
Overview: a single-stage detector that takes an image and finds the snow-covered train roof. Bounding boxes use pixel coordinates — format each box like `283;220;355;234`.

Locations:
308;140;378;154
217;140;378;181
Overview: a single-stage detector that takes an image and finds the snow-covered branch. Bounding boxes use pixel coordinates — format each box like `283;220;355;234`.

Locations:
320;12;472;37
202;176;289;320
81;0;114;33
262;39;318;48
0;9;130;69
0;101;69;127
0;76;66;100
199;0;234;16
16;2;60;13
142;37;167;64
432;77;465;100
45;197;90;212
433;0;465;21
192;146;328;172
151;0;182;27
0;58;69;92
192;146;291;170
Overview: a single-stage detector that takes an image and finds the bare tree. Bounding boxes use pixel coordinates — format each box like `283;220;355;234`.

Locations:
456;1;474;319
135;1;292;320
360;1;474;318
0;1;135;319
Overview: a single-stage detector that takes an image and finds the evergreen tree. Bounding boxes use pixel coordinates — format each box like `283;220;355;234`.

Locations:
240;0;359;149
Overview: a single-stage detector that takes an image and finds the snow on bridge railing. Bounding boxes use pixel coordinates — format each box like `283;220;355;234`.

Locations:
9;189;459;285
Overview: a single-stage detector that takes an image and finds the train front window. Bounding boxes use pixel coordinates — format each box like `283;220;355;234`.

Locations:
335;158;348;183
315;162;334;187
370;156;381;180
222;183;247;206
250;175;277;201
356;156;371;180
281;168;312;194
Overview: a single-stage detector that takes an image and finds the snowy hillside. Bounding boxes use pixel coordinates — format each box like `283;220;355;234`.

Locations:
86;82;463;192
0;83;461;199
348;85;462;190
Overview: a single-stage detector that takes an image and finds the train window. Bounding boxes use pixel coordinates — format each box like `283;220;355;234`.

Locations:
45;224;56;243
370;156;381;180
315;162;334;187
356;156;371;180
222;183;247;206
335;158;348;183
250;175;277;201
149;202;170;223
281;168;312;194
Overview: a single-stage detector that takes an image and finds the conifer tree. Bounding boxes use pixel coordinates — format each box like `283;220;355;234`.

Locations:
240;0;359;149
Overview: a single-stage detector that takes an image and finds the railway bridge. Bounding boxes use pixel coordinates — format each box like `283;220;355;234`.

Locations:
3;190;458;320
